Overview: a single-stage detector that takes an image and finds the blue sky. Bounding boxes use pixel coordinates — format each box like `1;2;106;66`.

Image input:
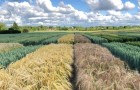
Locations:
56;0;139;14
52;0;90;11
0;0;140;26
2;0;138;13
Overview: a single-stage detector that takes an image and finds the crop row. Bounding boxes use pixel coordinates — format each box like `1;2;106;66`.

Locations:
74;34;91;43
0;33;98;46
0;34;91;68
0;43;23;53
83;33;108;44
20;33;65;46
58;34;93;44
0;32;66;45
0;42;140;89
42;34;65;44
83;33;140;44
0;45;41;68
1;32;140;45
74;43;140;90
126;41;140;47
58;34;74;44
98;34;137;42
118;32;140;40
0;44;73;90
82;33;140;72
103;42;140;71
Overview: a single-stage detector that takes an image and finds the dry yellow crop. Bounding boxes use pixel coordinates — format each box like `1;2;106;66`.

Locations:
0;43;23;53
0;44;73;90
58;34;74;44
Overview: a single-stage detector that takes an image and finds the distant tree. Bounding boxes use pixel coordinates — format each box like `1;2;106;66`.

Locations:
124;26;127;29
11;22;19;30
106;26;109;29
59;27;68;30
0;23;6;30
85;27;88;31
23;29;29;33
119;26;124;29
8;28;14;31
40;25;43;28
113;26;116;29
49;26;53;30
73;26;77;29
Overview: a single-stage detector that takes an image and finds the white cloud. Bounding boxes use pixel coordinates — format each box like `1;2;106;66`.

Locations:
1;0;90;26
107;10;122;16
138;0;140;5
138;0;140;9
36;0;57;12
86;0;124;10
124;1;135;10
0;0;139;26
86;0;135;11
0;10;8;15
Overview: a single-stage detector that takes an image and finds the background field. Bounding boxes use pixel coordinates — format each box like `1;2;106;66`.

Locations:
0;30;140;90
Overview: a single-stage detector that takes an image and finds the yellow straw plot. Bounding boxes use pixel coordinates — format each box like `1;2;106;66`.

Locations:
0;44;73;90
58;34;74;44
0;43;23;53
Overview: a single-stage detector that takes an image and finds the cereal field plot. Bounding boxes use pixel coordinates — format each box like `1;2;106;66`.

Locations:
0;43;23;53
0;44;73;90
0;32;140;90
74;43;140;90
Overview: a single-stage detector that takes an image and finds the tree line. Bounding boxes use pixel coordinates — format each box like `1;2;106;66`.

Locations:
0;22;140;34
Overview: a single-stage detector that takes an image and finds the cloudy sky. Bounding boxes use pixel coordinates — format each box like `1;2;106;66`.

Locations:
0;0;140;26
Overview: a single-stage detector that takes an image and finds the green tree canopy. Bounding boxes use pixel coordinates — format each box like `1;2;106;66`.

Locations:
11;22;19;30
0;23;6;30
